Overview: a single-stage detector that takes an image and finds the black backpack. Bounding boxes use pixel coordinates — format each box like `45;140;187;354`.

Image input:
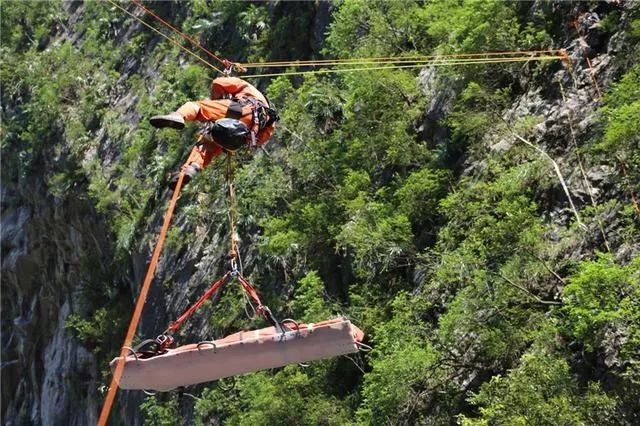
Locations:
204;118;251;152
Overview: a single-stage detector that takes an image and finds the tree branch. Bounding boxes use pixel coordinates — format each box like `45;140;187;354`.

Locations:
496;273;562;306
499;117;584;229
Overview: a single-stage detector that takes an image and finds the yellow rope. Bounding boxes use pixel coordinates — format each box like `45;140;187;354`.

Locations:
107;0;562;80
241;55;557;69
240;49;564;68
226;154;239;264
243;55;562;79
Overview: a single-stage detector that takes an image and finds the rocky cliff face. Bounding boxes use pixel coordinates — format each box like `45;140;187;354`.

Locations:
1;182;105;425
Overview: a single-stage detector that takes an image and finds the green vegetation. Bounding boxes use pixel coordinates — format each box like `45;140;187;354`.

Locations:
461;348;619;425
2;0;640;424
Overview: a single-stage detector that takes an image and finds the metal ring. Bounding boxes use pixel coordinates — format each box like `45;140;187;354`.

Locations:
281;318;300;330
143;389;157;396
356;342;373;353
298;362;310;368
280;318;302;339
197;341;217;352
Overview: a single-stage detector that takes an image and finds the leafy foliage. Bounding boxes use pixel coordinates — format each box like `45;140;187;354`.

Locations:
461;349;619;425
562;255;640;383
600;65;640;152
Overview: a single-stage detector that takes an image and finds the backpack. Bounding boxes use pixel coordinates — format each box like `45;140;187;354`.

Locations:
204;118;251;152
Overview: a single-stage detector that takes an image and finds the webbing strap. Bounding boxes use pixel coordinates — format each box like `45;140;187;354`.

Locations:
166;272;232;334
225;102;244;120
164;272;266;335
98;171;186;426
236;274;265;307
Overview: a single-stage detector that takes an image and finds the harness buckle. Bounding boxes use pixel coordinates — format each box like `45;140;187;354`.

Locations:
222;59;233;76
228;250;239;275
154;333;174;351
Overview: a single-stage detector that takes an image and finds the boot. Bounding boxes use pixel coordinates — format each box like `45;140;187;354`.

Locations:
150;112;185;130
167;163;201;190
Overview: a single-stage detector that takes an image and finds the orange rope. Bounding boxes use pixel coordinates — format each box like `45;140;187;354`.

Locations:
130;0;227;68
573;20;602;100
97;170;186;426
106;0;222;74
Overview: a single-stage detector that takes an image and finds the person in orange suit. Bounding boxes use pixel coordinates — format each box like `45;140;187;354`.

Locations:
150;76;277;188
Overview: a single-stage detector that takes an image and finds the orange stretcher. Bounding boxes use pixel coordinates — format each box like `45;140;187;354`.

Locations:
111;317;364;391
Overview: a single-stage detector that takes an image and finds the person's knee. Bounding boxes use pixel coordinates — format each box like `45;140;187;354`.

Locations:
176;102;201;121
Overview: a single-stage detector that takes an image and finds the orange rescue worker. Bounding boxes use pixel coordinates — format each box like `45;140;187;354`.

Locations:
150;76;278;187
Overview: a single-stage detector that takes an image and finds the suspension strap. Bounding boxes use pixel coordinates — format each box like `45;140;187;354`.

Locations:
236;274;267;309
237;274;283;333
144;154;285;353
98;170;187;426
161;155;280;336
165;272;232;334
163;272;276;335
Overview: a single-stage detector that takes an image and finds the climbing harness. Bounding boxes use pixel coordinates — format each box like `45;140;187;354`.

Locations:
242;97;279;148
201;96;279;150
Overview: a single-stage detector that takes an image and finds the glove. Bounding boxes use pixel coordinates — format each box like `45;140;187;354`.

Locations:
167;163;201;190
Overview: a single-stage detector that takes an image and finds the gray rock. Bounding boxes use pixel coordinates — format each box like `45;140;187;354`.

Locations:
416;67;461;147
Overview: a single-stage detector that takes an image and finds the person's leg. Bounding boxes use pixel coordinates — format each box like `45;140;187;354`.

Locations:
150;99;233;129
167;141;223;189
175;102;201;121
159;100;232;188
184;141;223;169
193;99;234;121
150;101;201;129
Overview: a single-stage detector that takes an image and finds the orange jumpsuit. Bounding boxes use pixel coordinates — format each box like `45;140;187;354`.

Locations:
178;77;276;169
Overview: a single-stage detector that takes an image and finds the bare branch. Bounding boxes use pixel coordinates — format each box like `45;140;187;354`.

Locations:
498;116;585;229
496;273;562;306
